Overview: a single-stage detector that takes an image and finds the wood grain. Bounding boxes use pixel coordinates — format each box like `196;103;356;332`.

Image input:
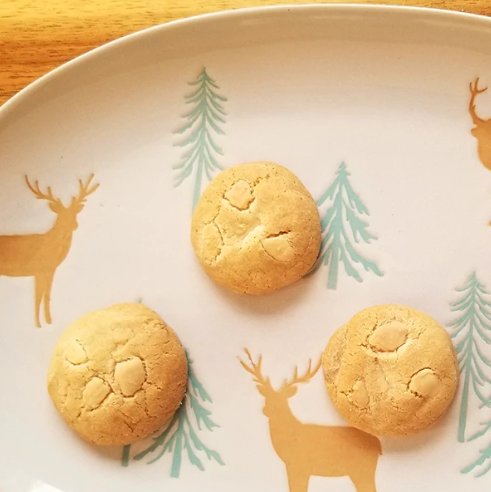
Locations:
0;0;490;106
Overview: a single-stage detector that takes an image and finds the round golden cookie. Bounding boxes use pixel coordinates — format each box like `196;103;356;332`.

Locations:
47;303;188;446
322;304;458;436
191;162;321;295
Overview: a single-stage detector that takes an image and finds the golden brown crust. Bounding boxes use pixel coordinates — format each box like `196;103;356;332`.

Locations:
191;162;321;295
322;304;459;436
47;303;188;446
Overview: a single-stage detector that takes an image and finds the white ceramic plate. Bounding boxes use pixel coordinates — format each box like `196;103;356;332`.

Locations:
2;4;491;492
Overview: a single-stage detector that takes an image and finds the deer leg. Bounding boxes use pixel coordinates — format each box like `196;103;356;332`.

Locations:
349;463;378;492
286;468;310;492
43;271;55;325
34;275;43;328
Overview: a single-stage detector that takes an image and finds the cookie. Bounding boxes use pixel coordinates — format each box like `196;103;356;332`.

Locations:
47;303;188;446
322;304;458;436
191;162;321;295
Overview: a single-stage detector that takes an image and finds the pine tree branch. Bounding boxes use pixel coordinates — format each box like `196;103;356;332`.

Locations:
456;273;477;292
174;142;201;170
456;284;473;293
338;243;363;282
207;87;227;102
458;350;469;369
320;225;336;251
190;393;220;431
204;161;215;182
473;315;491;342
207;93;227;115
147;426;178;465
455;333;472;354
343;232;382;276
204;75;219;89
344;204;376;243
174;150;198;176
476;457;491;478
203;130;224;155
185;412;224;465
188;71;205;86
203;141;223;171
462;443;491;477
472;354;491;383
469;420;491;441
174;109;203;135
182;99;207;119
133;413;180;462
475;343;491;367
450;291;474;309
175;128;201;146
472;376;491;405
316;243;332;270
203;102;226;126
206;114;226;135
341;173;369;215
316;175;341;207
320;206;336;233
189;363;213;403
477;304;491;323
450;319;470;339
186;85;207;103
174;163;195;187
181;422;205;471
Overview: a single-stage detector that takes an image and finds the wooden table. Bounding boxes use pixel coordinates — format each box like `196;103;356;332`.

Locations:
0;0;489;106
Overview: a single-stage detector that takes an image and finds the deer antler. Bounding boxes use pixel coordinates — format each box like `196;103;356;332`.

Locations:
72;174;99;206
469;78;488;125
239;349;271;388
281;357;322;390
25;176;59;204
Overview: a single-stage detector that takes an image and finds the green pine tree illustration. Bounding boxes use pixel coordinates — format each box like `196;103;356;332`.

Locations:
173;67;227;210
121;353;224;477
315;162;382;289
449;272;491;445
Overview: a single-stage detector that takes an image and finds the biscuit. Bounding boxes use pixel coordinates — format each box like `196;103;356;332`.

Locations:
47;303;188;446
191;162;321;295
322;304;458;436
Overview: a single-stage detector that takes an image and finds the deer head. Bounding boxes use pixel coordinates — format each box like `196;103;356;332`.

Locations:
469;78;491;172
239;349;321;417
25;174;99;231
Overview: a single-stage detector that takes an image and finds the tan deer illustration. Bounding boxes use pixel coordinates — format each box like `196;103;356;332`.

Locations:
239;349;381;492
469;78;491;172
0;174;99;327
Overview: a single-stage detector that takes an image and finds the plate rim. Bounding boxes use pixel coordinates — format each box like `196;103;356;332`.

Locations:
2;3;491;121
1;2;491;488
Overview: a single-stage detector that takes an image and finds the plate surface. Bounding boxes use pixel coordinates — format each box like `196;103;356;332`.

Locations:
2;5;491;492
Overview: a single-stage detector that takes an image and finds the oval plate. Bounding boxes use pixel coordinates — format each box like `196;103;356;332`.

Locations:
1;5;491;492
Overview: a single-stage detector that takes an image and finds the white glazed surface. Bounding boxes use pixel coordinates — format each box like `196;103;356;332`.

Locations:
1;5;491;492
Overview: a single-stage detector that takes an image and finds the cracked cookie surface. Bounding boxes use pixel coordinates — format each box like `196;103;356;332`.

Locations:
322;304;458;436
191;162;321;294
47;303;188;446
